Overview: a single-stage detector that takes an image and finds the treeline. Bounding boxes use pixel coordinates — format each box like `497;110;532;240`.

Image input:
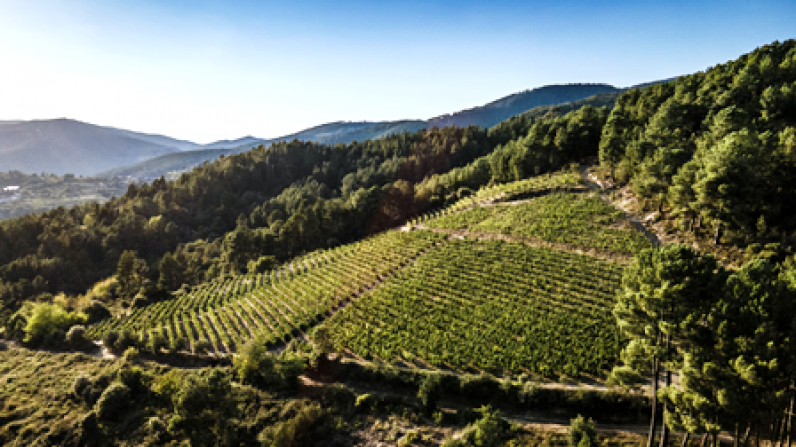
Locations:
599;39;796;251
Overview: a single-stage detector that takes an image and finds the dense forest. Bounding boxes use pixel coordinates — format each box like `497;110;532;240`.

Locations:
598;40;796;256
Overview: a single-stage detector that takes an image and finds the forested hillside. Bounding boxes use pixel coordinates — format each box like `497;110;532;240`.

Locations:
598;40;796;262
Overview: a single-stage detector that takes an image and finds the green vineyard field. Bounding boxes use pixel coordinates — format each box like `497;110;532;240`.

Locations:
425;192;653;254
88;230;446;354
324;239;624;377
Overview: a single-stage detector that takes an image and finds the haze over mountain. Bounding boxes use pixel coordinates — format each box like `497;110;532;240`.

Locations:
0;119;192;176
98;84;620;179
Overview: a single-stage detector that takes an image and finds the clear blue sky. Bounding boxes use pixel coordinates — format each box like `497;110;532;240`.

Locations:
1;0;793;143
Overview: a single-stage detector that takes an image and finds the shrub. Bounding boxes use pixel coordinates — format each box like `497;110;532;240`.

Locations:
72;373;92;402
83;301;111;323
66;325;87;348
233;337;306;389
418;372;443;412
114;330;138;353
259;402;325;447
567;415;596;447
118;366;147;392
94;382;130;420
102;330;119;351
23;302;87;344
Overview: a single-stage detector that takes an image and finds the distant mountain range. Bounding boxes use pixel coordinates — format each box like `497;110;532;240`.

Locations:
1;82;668;178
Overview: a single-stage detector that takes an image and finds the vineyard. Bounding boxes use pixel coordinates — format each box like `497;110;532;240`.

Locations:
324;239;624;377
424;192;653;254
87;230;446;354
407;171;584;226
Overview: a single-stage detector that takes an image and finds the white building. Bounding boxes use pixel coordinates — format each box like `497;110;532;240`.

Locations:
3;186;20;192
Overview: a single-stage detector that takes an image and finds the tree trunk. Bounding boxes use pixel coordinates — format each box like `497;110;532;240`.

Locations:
681;433;691;447
786;394;794;447
777;414;788;447
699;433;708;447
735;424;740;447
649;356;661;447
712;433;718;447
660;335;673;447
714;223;722;246
741;426;751;447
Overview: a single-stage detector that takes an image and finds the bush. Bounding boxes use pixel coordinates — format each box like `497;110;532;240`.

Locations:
95;382;130;420
259;402;326;447
83;301;111;323
233;337;306;390
23;302;87;345
66;325;87;348
418;372;443;413
118;366;147;392
72;373;93;402
102;330;119;351
567;415;596;447
114;330;138;354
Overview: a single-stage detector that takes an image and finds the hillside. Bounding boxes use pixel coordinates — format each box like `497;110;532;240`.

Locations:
1;40;796;447
0;119;198;176
427;83;620;129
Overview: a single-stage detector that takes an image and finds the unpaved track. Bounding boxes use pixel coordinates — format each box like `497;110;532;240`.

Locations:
579;166;661;246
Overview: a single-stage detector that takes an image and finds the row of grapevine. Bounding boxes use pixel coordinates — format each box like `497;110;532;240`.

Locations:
89;230;448;355
406;171;583;227
425;192;653;255
323;239;624;377
86;244;359;339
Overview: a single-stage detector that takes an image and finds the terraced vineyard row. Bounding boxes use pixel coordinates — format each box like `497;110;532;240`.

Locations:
408;171;583;226
89;230;447;354
425;192;653;255
86;251;328;339
324;239;624;377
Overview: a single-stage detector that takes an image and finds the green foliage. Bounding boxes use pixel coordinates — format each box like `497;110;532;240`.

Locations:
94;382;130;421
169;368;236;446
72;373;93;403
22;302;87;344
418;372;443;412
247;255;277;274
326;239;623;375
567;415;597;447
258;402;326;447
600;40;796;250
448;405;511;447
427;191;652;254
65;324;87;348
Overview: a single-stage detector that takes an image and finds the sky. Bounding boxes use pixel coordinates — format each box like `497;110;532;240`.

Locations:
0;0;794;144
